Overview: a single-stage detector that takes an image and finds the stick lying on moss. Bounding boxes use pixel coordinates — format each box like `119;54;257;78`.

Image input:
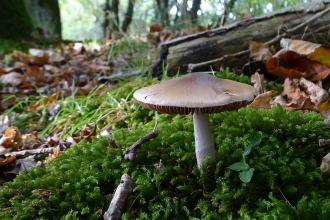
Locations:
103;173;134;220
124;131;158;161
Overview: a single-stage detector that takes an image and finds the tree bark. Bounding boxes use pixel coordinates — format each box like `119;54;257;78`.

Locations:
190;0;201;24
155;1;330;77
25;0;62;40
111;0;120;31
121;0;135;32
0;0;35;39
155;0;169;27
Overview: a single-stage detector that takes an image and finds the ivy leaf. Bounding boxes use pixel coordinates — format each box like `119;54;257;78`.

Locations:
228;162;248;171
239;168;255;183
243;134;264;158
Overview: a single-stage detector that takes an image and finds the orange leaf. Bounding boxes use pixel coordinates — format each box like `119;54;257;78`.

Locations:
281;38;330;67
250;91;277;109
266;49;330;80
0;155;16;166
0;127;23;150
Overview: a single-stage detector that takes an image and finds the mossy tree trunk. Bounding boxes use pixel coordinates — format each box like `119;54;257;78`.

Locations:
25;0;62;40
0;0;35;39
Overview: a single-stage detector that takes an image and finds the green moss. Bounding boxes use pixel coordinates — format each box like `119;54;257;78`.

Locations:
0;72;328;219
0;105;329;219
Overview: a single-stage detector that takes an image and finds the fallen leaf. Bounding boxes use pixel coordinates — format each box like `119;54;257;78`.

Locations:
251;71;266;94
250;91;277;109
281;38;330;67
266;49;330;80
299;77;329;105
0;127;23;150
0;155;16;166
249;41;275;63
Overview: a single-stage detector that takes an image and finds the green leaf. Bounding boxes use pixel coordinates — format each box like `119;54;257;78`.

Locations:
228;162;248;171
239;168;255;183
243;134;265;158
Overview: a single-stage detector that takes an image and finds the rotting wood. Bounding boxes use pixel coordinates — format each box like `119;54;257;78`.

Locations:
103;173;134;220
154;1;330;77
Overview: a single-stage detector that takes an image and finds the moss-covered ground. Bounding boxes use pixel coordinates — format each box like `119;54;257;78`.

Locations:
0;70;330;219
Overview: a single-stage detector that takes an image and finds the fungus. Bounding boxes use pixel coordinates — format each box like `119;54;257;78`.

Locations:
133;73;257;169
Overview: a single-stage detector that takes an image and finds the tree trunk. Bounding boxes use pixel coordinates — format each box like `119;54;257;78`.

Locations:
111;0;120;31
155;0;169;27
0;0;35;39
121;0;135;32
154;1;330;77
25;0;62;40
190;0;201;24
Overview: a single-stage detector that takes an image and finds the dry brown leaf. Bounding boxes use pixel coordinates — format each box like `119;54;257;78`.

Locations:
281;38;330;67
250;91;277;109
251;71;266;94
266;49;330;80
0;127;23;150
0;155;16;166
249;41;274;63
281;78;309;108
299;77;329;105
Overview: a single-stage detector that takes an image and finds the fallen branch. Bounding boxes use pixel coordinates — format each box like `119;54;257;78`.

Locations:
124;131;158;161
187;6;330;72
6;147;55;158
103;173;134;220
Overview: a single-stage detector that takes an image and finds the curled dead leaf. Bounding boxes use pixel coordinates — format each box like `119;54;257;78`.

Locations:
251;71;266;94
0;155;16;166
266;49;330;80
250;91;277;109
0;127;23;151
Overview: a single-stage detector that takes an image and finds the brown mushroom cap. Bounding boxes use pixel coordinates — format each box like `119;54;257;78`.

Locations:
134;73;257;114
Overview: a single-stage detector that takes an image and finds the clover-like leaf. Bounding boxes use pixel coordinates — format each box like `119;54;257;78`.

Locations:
228;162;248;171
239;168;255;183
243;134;264;158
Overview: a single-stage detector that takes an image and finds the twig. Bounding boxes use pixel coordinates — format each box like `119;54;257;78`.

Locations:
187;6;330;72
124;130;158;161
103;174;134;220
7;147;55;158
277;185;294;209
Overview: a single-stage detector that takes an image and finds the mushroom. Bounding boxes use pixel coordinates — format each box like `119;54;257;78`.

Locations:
133;73;257;169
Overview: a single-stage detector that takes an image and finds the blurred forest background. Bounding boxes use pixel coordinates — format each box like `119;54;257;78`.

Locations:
0;0;312;41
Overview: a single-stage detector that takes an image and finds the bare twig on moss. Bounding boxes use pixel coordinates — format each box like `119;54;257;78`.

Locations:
277;185;295;209
103;173;134;220
124;131;158;161
7;147;56;158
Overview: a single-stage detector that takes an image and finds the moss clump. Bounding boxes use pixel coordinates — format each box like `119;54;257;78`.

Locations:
0;105;330;219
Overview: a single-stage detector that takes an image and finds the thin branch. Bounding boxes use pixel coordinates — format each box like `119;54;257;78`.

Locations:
277;185;294;209
124;131;158;161
103;174;134;220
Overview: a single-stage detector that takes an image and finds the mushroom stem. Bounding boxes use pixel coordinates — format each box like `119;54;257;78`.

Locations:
193;112;216;169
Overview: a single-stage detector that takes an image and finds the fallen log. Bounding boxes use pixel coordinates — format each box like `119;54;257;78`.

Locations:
154;1;330;77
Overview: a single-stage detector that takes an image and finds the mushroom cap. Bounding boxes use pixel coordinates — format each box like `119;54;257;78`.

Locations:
133;73;258;114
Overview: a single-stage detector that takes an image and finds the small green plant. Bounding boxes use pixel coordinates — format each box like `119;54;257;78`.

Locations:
228;134;264;183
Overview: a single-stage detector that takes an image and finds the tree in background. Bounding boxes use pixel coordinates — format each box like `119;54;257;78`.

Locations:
25;0;62;40
0;0;35;39
155;0;170;27
103;0;135;37
122;0;136;32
